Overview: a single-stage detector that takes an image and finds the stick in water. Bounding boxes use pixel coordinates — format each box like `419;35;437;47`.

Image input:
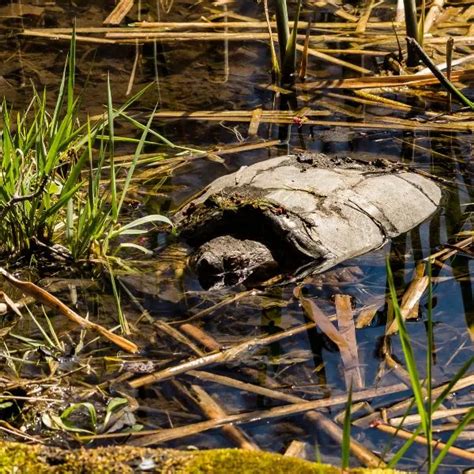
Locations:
0;267;138;353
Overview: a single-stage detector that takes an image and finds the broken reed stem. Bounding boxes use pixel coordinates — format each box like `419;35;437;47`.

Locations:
24;21;404;33
78;381;409;444
335;294;364;389
0;267;138;354
425;236;473;263
153;320;205;357
180;324;222;351
188;370;302;404
129;322;317;387
173;289;255;324
181;323;282;389
191;384;260;450
407;38;474;110
294;43;372;74
182;324;383;467
156;109;474;132
423;0;445;33
385;270;429;335
284;440;309;458
299;69;474;90
306;411;385;468
353;375;474;427
373;421;474;462
356;0;376;34
447;36;454;112
390;407;471;427
103;0;134;26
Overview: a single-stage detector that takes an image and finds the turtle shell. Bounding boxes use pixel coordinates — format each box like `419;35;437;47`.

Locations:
174;154;441;274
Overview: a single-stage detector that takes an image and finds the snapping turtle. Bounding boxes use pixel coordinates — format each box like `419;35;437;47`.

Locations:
174;154;441;289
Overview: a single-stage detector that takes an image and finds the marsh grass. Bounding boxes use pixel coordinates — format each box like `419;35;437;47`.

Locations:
0;35;172;266
0;50;84;256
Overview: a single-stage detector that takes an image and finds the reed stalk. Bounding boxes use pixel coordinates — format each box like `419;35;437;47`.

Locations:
403;0;420;65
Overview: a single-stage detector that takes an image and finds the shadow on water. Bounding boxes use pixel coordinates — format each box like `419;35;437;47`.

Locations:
0;0;472;471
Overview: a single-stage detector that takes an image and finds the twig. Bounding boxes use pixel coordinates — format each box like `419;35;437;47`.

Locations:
78;381;408;443
353;375;474;427
188;370;301;403
0;267;138;354
390;408;471;427
306;411;385;468
0;176;48;221
191;384;260;450
173;290;254;324
372;420;474;462
129;322;317;388
104;0;134;26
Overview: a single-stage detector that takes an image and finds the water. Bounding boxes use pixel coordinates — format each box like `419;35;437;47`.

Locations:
0;1;472;471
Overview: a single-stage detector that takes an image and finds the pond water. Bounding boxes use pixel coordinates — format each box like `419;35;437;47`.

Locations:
0;1;473;472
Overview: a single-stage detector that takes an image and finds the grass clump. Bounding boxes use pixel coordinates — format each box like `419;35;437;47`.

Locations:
0;37;171;265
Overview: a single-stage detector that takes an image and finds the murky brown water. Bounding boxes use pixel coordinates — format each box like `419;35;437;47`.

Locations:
0;1;472;472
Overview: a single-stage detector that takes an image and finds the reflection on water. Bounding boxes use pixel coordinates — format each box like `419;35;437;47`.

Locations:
0;0;472;471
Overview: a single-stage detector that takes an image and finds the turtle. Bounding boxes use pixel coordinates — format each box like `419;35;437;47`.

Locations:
173;153;441;289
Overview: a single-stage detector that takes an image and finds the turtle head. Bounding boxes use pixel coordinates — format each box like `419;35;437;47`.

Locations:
191;235;278;290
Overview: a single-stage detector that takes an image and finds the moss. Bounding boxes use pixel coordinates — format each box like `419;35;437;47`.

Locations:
0;442;404;473
181;449;339;474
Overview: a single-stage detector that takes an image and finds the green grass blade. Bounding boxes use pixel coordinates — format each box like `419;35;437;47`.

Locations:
426;262;433;468
117;105;156;216
387;425;423;468
25;307;55;349
432;356;473;412
39;182;83;224
107;74;118;221
67;24;76;116
342;383;353;469
387;260;429;439
430;408;474;473
106;260;129;335
108;214;172;240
